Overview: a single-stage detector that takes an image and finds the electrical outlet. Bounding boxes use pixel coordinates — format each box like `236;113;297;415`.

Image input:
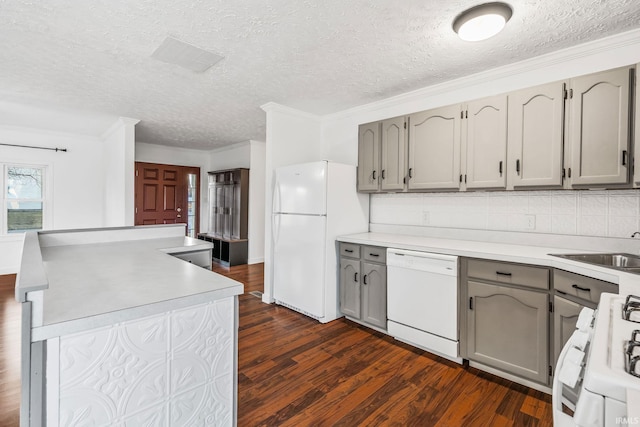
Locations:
422;211;430;225
525;215;536;230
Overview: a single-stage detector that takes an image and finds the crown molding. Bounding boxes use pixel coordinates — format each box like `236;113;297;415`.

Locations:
0;124;102;142
260;102;321;121
101;117;140;141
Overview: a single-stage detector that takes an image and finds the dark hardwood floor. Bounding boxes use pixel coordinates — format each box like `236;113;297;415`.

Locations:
0;274;20;427
216;263;553;427
0;264;553;426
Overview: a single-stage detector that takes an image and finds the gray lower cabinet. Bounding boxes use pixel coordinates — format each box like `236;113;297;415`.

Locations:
462;258;550;385
553;295;584;364
339;243;387;330
339;258;361;319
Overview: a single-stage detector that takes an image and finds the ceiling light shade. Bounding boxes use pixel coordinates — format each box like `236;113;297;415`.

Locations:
452;2;513;42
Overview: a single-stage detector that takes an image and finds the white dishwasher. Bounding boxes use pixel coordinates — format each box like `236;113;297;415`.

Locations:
387;249;461;363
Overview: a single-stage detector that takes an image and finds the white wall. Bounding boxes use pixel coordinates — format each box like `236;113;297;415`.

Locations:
208;140;267;264
260;103;322;302
135;142;211;233
248;141;266;264
103;118;138;227
0;126;111;274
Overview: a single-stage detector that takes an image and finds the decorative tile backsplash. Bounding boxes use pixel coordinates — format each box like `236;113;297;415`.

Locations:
370;190;640;238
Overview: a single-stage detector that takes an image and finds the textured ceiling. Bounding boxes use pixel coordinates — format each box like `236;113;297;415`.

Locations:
1;0;639;149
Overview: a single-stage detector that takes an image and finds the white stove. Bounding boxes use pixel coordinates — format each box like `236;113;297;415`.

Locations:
554;293;640;426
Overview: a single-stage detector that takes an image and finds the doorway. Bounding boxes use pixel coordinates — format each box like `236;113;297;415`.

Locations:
134;162;200;237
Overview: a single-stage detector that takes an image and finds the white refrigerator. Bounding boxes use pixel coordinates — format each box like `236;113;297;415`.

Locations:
272;161;369;323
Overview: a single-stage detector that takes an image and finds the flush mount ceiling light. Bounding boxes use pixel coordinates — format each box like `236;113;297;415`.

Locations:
452;2;513;42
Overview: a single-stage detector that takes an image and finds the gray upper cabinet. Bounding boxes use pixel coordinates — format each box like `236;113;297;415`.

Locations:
463;95;508;190
507;81;566;190
466;280;549;384
380;117;408;191
408;105;462;190
357;122;381;192
568;66;633;187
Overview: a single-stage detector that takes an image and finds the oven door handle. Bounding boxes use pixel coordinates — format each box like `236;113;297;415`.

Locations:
552;332;579;427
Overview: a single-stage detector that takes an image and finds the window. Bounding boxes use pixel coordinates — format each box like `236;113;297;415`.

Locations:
2;164;48;234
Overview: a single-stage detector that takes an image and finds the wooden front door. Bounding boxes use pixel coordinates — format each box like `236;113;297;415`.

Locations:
134;162;200;236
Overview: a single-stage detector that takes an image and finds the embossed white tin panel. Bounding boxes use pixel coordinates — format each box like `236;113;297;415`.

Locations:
57;297;234;426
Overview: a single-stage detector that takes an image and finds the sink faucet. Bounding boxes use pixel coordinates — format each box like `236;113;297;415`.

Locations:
632;232;640;238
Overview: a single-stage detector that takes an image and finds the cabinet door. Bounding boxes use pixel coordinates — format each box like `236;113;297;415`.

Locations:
340;258;361;319
361;262;387;329
222;183;234;239
467;280;549;384
408;105;462;190
208;183;216;233
358;122;381;192
464;95;508;190
569;66;633;186
380;117;407;191
507;81;565;189
553;296;584;365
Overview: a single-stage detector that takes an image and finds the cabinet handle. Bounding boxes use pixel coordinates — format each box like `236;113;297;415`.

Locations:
499;161;503;176
363;274;368;285
568;167;572;178
408;168;413;178
354;272;358;282
622;150;628;166
469;297;473;310
516;159;520;175
572;284;591;292
372;170;376;180
345;249;354;253
369;253;379;257
381;170;386;179
496;271;512;277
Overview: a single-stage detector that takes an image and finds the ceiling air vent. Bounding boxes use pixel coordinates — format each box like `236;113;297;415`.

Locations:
151;36;223;73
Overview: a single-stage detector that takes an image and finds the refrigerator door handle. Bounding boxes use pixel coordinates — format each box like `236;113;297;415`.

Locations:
272;214;281;248
272;181;282;214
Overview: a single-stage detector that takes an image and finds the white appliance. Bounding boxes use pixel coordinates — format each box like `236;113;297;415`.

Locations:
553;293;640;426
272;161;368;323
386;249;461;363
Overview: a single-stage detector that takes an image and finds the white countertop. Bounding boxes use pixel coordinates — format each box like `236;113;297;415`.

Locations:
337;232;640;296
18;226;244;341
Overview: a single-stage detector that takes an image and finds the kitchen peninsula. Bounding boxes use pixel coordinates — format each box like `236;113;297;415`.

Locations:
16;224;243;427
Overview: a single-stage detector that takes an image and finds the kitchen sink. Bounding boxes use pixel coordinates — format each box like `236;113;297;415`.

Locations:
550;253;640;273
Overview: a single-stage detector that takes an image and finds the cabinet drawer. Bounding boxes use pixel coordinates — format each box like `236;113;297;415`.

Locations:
340;243;360;258
172;250;212;269
467;259;549;290
363;246;386;263
553;270;617;304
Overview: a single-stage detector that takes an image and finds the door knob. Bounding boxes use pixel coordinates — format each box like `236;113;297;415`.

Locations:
177;214;182;218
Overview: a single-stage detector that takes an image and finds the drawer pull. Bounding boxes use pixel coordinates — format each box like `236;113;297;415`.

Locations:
369;253;380;257
572;284;591;292
496;271;512;277
354;272;358;282
345;249;354;253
